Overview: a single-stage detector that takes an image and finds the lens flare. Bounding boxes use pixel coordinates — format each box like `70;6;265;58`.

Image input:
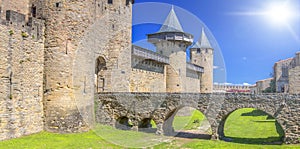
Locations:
265;3;294;24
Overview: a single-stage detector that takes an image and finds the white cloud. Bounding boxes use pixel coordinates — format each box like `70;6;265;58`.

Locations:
213;65;219;69
243;83;251;86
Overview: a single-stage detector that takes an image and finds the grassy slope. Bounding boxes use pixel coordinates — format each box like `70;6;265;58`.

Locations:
173;110;205;130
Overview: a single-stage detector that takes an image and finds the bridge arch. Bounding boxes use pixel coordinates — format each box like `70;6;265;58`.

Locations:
96;93;300;144
162;106;212;139
217;108;285;144
138;118;157;133
115;116;133;130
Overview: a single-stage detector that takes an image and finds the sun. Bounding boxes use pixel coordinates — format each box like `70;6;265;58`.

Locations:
265;3;294;24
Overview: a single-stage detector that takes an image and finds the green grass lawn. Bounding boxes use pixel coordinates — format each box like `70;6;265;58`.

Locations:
0;131;119;149
224;108;284;144
1;127;299;149
0;108;299;149
173;109;206;130
0;125;299;149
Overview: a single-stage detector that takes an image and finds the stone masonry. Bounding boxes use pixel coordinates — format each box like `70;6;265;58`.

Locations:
274;58;292;93
0;9;44;140
0;0;133;140
289;52;300;94
42;0;132;133
1;0;299;145
96;93;300;144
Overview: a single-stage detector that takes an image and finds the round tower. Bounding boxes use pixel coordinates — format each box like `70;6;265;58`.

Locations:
190;28;214;93
40;0;133;133
148;6;193;92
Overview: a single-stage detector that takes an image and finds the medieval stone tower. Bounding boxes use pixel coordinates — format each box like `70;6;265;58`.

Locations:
29;0;133;132
0;0;214;141
190;28;214;93
148;7;194;92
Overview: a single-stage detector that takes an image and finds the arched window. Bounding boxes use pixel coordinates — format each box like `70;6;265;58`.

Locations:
95;57;107;92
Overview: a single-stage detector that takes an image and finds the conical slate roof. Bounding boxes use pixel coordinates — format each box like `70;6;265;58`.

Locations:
191;41;201;49
159;6;184;32
200;28;212;49
191;28;212;49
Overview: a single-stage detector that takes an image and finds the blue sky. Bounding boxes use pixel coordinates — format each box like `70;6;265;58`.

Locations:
132;0;300;85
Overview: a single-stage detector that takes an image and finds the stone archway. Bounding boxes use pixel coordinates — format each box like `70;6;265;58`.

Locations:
162;106;212;139
138;118;157;133
115;116;133;130
217;108;285;144
95;56;107;92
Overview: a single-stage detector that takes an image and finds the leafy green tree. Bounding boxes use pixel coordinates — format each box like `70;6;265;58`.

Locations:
263;79;276;93
263;71;276;93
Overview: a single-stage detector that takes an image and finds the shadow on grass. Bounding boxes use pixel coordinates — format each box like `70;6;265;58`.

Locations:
221;121;285;145
241;110;274;119
138;128;157;134
173;131;211;140
222;136;283;145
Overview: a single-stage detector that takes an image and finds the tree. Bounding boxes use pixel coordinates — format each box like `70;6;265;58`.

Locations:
263;79;276;93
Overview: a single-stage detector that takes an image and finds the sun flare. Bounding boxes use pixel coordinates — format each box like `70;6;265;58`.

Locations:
265;3;294;24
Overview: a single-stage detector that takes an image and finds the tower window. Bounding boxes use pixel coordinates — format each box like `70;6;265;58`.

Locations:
197;49;200;53
31;6;37;17
126;0;130;6
108;0;113;4
55;2;62;8
205;49;208;53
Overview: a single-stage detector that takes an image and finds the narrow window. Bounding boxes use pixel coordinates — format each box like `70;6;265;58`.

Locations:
197;49;200;53
32;6;36;17
126;0;130;6
55;2;61;8
108;0;113;4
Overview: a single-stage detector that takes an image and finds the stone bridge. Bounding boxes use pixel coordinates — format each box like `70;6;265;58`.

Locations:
95;93;300;144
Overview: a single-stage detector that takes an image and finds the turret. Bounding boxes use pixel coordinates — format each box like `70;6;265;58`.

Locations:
190;28;214;93
148;6;193;92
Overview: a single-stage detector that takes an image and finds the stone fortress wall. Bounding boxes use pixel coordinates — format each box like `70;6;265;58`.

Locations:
213;83;250;93
0;0;216;140
41;0;133;133
0;2;44;140
252;52;300;94
130;68;166;92
1;0;299;144
274;58;293;93
289;52;300;94
0;0;134;140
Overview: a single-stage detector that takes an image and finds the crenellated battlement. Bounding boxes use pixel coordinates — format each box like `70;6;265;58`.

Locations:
0;9;44;40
